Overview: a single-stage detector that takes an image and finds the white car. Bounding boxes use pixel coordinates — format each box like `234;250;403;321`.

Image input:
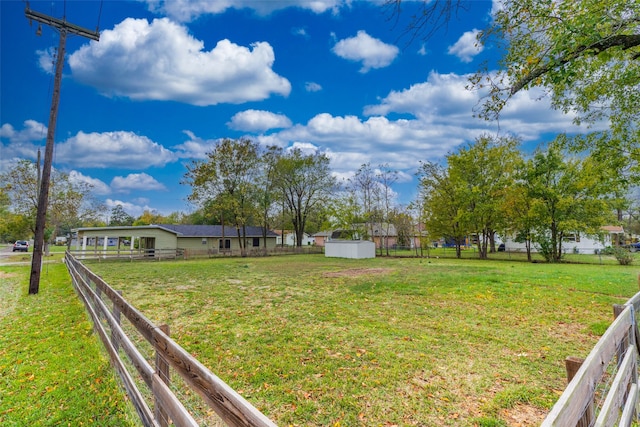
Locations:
12;240;29;252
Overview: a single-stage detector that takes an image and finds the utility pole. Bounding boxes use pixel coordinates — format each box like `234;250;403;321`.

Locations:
26;6;99;294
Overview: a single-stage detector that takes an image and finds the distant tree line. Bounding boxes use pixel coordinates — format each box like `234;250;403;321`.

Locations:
1;134;638;263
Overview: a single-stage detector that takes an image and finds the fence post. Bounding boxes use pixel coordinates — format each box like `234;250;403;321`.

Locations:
565;356;593;427
156;324;170;427
112;290;122;352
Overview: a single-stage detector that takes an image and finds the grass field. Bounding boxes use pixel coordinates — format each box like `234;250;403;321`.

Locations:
77;254;640;427
0;261;138;426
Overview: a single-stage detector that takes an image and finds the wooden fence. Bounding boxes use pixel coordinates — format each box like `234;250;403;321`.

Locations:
541;291;640;426
68;246;323;262
64;251;277;427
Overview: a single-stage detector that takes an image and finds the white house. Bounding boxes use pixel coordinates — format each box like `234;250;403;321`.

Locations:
274;230;314;246
504;226;624;255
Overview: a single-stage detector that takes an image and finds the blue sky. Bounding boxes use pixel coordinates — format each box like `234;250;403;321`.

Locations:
1;0;594;219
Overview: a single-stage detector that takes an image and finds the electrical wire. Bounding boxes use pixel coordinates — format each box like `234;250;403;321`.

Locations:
96;0;104;33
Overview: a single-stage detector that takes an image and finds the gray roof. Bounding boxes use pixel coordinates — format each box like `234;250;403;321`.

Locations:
74;224;277;238
158;224;277;238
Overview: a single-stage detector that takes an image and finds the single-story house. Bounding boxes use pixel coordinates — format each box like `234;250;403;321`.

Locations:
73;224;278;256
504;226;625;255
273;230;315;246
312;231;332;247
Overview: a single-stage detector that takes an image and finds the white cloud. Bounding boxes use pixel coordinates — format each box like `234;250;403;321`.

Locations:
305;82;323;92
36;48;56;74
111;173;167;193
173;130;219;160
289;141;319;155
266;113;471;175
68;171;111;195
364;71;479;121
56;131;176;168
332;30;399;73
0;121;47;168
293;27;309;38
228;110;292;132
256;70;598;182
0;120;46;144
143;0;344;22
104;198;152;218
447;29;483;63
68;18;291;106
363;71;589;137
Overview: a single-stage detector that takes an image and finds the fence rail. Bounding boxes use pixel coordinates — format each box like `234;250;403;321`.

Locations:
68;246;324;262
541;289;640;426
65;251;277;427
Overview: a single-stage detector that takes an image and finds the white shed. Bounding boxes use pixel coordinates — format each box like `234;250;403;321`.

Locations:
325;240;376;259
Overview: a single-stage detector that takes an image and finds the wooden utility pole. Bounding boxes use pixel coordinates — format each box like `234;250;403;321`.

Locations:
26;6;99;294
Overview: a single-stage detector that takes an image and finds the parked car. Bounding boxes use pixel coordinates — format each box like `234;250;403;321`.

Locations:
498;243;505;252
13;240;29;252
630;242;640;252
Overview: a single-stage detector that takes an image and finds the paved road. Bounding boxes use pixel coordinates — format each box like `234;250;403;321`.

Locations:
0;243;32;266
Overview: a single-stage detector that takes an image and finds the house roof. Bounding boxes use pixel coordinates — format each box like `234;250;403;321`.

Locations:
158;224;278;238
602;225;624;234
75;224;278;238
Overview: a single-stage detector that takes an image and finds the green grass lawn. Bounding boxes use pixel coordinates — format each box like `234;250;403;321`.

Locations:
0;262;138;427
80;255;639;427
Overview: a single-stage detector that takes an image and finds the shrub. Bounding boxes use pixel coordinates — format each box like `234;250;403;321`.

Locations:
611;246;634;265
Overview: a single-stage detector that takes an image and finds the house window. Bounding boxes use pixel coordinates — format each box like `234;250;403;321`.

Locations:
563;233;580;243
219;239;231;249
253;237;260;247
202;238;207;245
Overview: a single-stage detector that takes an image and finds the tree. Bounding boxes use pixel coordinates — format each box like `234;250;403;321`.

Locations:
327;185;365;240
133;210;167;226
255;145;283;251
184;138;260;256
417;161;467;258
522;137;618;262
447;135;522;259
109;204;134;226
391;0;640;181
390;207;414;248
375;164;398;256
0;159;103;242
503;175;537;262
475;0;639;183
274;148;337;248
350;163;378;240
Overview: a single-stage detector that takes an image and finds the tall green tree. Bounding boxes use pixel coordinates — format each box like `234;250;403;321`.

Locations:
417;161;467;258
184;138;260;256
274;148;337;248
523;137;618;262
447;135;522;259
